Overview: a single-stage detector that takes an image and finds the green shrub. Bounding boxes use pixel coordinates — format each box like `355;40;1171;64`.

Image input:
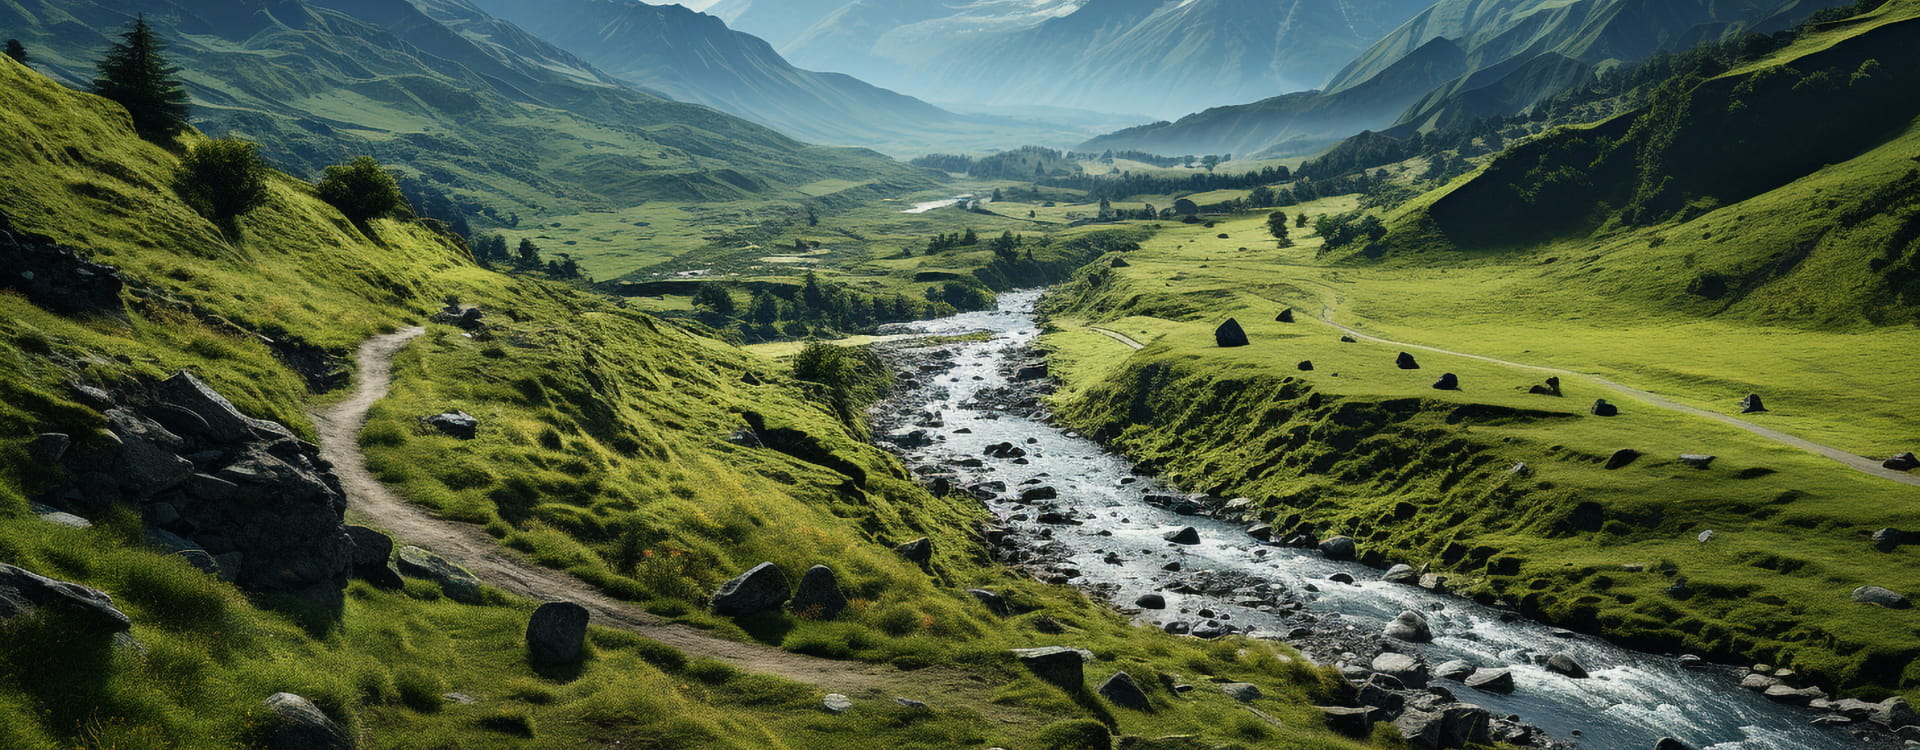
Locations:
316;156;409;226
393;666;445;712
1034;719;1112;750
175;138;270;227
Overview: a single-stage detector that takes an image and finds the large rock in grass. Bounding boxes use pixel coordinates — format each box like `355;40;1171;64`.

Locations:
1215;318;1249;348
1852;585;1910;609
1432;373;1459;391
711;562;789;616
1384;611;1433;643
894;538;932;566
527;600;590;663
262;692;353;750
788;565;848;620
345;526;403;589
1097;671;1150;710
1740;393;1767;414
1321;705;1373;736
1604;449;1641;470
1886;453;1920;471
1277;308;1295;323
1591;399;1619;417
159;371;295;443
423;411;478;440
1396;352;1420;370
1014;646;1085;688
0;564;131;634
396;546;483;604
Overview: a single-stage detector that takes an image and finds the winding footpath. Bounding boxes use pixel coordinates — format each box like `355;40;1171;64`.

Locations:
309;327;1014;706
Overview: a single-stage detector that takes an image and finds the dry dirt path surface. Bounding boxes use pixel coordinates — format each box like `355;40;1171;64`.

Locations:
1316;310;1920;489
1087;326;1146;351
310;327;1019;708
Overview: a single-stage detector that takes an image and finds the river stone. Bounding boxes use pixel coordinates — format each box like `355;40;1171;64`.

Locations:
1371;653;1429;688
1762;684;1824;706
1852;585;1910;609
1395;704;1491;750
1013;646;1085;688
1382;564;1419;584
1320;536;1357;561
895;537;932;565
0;563;132;634
396;546;483;604
1654;738;1690;750
1433;660;1475;682
1678;454;1716;469
1463;668;1514;694
1020;485;1058;502
262;692;352;750
711;562;789;616
1591;399;1619;417
1872;697;1918;728
1739;673;1779;691
1221;682;1263;702
1098;671;1150;710
1545;653;1589;679
1163;527;1200;545
423;411;478;439
822;693;852;714
789;565;849;620
1384;611;1433;643
1134;593;1167;609
526;601;590;663
1396;352;1420;370
1214;318;1249;348
1887;453;1920;471
1432;373;1459;390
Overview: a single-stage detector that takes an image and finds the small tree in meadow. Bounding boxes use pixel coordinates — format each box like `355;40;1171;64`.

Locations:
317;156;409;227
176;138;270;234
1267;211;1293;248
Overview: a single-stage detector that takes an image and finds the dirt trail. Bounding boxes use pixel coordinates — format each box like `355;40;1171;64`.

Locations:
309;328;1015;704
1316;310;1920;489
1087;326;1145;351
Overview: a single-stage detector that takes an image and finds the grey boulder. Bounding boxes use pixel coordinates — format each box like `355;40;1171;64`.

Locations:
395;546;483;604
0;564;131;634
1853;585;1910;609
1384;610;1433;643
262;692;353;750
1319;536;1357;561
1097;671;1150;710
710;562;789;616
788;565;849;620
423;411;478;439
1013;646;1086;688
526;600;590;663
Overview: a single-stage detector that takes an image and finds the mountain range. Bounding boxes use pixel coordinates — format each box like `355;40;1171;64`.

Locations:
713;0;1437;120
1081;0;1854;157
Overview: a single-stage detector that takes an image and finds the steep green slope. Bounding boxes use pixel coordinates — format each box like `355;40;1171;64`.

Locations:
1389;0;1920;325
0;56;1372;749
0;0;926;216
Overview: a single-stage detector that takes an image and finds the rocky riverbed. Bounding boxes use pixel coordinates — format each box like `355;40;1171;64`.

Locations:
869;290;1897;750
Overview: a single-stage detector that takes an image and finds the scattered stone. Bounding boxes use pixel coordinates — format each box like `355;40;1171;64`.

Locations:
1871;697;1917;728
1665;582;1694;600
788;565;849;620
1384;611;1433;643
1762;684;1824;706
1605;449;1642;470
1591;399;1619;417
396;546;483;604
1320;705;1374;736
1298;360;1315;371
1852;585;1910;609
1163;527;1201;545
1740;393;1767;414
710;562;789;616
423;411;478;439
894;537;932;566
1020;486;1059;502
1886;453;1919;471
1014;364;1049;381
822;694;853;714
1382;564;1419;584
1740;673;1780;691
1545;653;1588;679
967;588;1010;616
894;697;928;710
26;433;70;464
1276;308;1295;323
261;692;352;750
442;692;477;705
1676;654;1705;668
1098;671;1151;710
1395;704;1493;750
1013;646;1085;688
33;504;92;529
1464;669;1514;694
1432;373;1459;390
1396;352;1420;370
1134;593;1167;609
1329;572;1355;584
1319;536;1357;561
526;601;590;663
1341;335;1357;343
0;563;131;634
1215;318;1250;348
1678;454;1716;469
344;525;402;589
1220;682;1263;702
1372;652;1429;688
1874;528;1913;552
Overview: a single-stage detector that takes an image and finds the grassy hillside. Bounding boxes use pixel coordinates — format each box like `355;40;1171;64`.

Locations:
0;56;1376;749
1037;199;1920;702
0;0;930;217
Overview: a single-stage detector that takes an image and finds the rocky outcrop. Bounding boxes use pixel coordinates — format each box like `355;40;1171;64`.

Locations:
0;564;131;634
395;546;483;604
0;214;125;314
1740;393;1766;414
1886;453;1919;471
1395;703;1492;750
1432;373;1459;390
711;562;788;616
261;692;353;750
48;371;351;606
1605;449;1641;470
1013;646;1085;688
345;526;403;589
1591;399;1619;417
894;537;932;566
526;600;590;663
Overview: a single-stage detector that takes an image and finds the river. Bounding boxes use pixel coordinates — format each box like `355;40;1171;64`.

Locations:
871;290;1859;749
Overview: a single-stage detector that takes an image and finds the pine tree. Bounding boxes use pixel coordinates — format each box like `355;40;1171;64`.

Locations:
516;238;540;268
93;16;189;142
5;39;27;65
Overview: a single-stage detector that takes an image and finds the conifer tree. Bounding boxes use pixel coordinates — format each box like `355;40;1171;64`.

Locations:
93;16;189;142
